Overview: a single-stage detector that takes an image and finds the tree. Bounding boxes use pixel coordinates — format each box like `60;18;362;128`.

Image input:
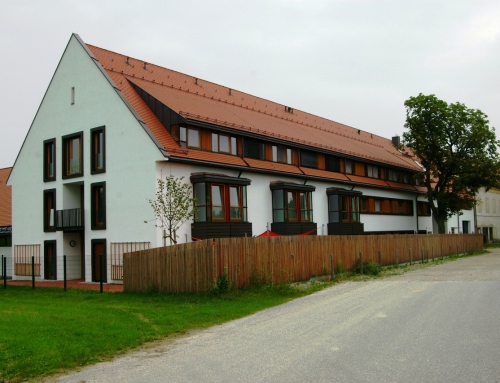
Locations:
148;176;197;245
403;93;500;234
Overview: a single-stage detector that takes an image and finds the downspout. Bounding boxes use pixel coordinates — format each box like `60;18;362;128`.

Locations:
415;195;419;234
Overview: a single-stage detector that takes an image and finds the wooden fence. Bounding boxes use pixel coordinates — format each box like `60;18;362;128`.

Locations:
14;244;41;276
123;234;483;293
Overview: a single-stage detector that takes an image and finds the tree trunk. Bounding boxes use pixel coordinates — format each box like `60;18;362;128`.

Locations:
437;216;446;234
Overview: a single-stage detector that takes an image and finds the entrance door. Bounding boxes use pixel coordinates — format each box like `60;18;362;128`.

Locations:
44;241;57;280
462;221;469;234
91;239;107;282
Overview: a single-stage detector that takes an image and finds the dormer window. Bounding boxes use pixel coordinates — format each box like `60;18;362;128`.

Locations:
345;159;353;174
272;145;292;164
366;164;379;178
179;126;200;148
212;133;237;155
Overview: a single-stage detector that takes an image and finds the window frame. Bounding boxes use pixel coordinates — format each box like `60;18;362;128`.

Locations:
327;188;362;224
43;189;56;232
191;174;250;223
91;126;106;174
272;145;292;164
417;201;431;216
271;182;315;223
179;126;200;149
212;133;237;155
43;138;56;182
91;182;106;230
361;196;414;216
62;131;83;179
366;164;379;179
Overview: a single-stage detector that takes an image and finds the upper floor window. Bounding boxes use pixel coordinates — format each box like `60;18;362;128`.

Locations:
43;189;56;232
327;188;362;223
192;174;250;223
43;138;56;182
179;126;200;148
300;150;318;168
271;183;315;223
272;145;292;164
91;126;105;174
362;196;413;215
417;201;431;216
366;164;379;178
243;137;265;160
344;159;353;174
62;132;83;179
91;182;106;230
212;133;237;155
325;155;341;172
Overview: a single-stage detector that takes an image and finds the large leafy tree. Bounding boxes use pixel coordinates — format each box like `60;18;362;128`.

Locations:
148;176;197;245
403;93;500;234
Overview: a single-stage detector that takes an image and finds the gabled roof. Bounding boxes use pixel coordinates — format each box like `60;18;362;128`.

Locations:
0;167;12;227
85;41;421;174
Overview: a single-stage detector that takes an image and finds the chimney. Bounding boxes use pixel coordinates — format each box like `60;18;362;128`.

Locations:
392;135;400;148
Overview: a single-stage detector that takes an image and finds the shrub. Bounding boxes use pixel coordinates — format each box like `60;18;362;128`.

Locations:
354;260;382;276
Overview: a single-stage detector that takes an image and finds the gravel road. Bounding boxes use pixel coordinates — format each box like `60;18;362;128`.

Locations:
52;250;500;383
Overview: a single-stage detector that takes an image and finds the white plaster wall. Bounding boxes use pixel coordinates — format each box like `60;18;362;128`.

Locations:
446;209;475;234
9;35;162;281
157;161;431;242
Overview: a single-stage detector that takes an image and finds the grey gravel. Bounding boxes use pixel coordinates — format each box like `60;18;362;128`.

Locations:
51;250;500;383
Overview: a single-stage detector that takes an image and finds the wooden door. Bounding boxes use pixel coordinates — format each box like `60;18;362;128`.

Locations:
92;240;106;282
44;241;57;280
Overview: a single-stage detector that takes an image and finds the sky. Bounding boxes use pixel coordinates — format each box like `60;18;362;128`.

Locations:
1;0;500;169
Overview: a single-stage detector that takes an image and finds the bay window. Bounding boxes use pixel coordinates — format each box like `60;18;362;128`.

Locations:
327;188;364;235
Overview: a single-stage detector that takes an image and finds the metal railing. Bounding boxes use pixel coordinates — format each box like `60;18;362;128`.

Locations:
56;208;84;230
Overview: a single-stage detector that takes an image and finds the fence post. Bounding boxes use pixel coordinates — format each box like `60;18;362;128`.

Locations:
359;252;363;275
31;256;35;289
409;248;412;266
63;255;67;292
441;245;444;260
3;256;6;289
456;245;459;257
395;249;398;267
421;247;424;264
330;254;334;280
100;254;103;293
432;246;434;261
378;250;381;266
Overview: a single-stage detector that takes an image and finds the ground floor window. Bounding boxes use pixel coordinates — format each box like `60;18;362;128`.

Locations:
271;183;314;223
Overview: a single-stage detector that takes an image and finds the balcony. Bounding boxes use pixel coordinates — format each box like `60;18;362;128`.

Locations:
56;208;84;231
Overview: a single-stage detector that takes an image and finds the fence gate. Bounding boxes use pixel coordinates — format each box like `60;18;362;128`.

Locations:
14;244;41;276
110;242;150;281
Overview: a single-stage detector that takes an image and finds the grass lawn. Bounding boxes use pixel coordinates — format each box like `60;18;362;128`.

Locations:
0;283;328;382
0;247;489;382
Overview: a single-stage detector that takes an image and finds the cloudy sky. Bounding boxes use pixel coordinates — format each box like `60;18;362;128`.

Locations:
1;0;499;169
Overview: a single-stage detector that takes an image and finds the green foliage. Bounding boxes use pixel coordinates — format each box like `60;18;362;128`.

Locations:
209;268;231;295
148;176;197;245
353;260;382;276
403;94;500;233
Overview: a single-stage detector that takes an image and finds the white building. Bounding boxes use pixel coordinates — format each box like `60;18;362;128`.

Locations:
8;34;434;283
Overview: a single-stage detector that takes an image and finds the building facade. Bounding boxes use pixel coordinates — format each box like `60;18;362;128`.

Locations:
8;34;434;283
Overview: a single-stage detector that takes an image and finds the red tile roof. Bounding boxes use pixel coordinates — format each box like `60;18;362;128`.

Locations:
85;42;421;174
0;167;12;227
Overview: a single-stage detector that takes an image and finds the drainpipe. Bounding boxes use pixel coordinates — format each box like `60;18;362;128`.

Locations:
415;195;419;234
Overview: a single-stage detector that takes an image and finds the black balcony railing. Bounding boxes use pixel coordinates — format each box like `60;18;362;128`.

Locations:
56;208;84;230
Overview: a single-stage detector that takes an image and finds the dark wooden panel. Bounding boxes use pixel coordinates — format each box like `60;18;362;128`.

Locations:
271;222;317;236
191;222;253;240
328;222;365;235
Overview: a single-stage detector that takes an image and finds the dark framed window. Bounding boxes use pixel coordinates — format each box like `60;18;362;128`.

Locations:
361;196;413;215
0;235;11;247
243;137;265;160
43;138;56;182
179;126;200;148
212;133;237;155
344;159;353;174
272;145;292;164
91;182;106;230
327;188;362;223
192;175;250;223
43;189;56;232
271;183;314;223
300;150;318;168
62;132;83;179
325;155;341;172
91;126;105;174
91;238;107;283
366;164;379;178
417;201;431;216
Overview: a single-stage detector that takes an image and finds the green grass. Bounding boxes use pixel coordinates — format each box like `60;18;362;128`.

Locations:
0;283;328;382
0;247;491;382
